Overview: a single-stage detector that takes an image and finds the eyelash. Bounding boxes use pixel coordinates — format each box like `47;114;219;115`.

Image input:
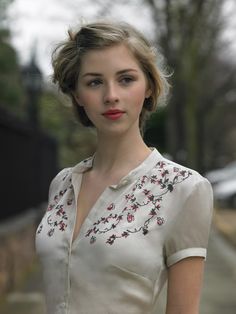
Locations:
87;79;102;87
86;76;135;87
120;76;135;85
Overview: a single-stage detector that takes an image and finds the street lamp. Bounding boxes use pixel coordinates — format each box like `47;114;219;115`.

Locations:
21;53;43;127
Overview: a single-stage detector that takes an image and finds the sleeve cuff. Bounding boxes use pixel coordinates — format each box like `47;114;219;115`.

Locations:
166;247;207;267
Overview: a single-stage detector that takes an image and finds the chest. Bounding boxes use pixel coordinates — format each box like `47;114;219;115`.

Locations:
35;169;187;286
37;171;176;253
73;175;110;242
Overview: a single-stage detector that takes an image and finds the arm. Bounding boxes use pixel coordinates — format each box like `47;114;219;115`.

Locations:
166;257;205;314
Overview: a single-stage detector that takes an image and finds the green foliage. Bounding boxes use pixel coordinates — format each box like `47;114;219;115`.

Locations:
0;30;25;117
39;91;97;168
144;106;167;152
0;1;26;118
0;0;13;23
144;0;229;171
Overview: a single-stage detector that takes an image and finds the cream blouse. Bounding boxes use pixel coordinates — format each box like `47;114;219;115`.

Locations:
35;149;213;314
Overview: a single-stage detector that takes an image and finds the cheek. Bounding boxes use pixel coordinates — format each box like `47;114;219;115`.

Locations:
129;85;147;109
76;90;95;108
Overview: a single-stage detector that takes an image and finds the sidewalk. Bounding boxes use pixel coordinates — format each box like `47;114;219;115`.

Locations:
155;209;236;313
214;208;236;247
0;208;236;314
200;226;236;314
0;262;46;314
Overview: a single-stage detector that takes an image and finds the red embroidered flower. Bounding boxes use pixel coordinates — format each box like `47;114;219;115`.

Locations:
107;203;115;211
158;161;165;168
156;217;164;225
148;194;155;201
131;203;139;211
67;199;73;205
180;170;187;176
127;213;135;223
59;221;67;231
56;207;65;216
47;204;54;211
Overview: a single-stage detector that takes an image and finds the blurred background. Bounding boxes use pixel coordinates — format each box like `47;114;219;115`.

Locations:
0;0;236;313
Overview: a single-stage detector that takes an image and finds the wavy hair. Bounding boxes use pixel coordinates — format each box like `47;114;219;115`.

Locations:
52;21;169;131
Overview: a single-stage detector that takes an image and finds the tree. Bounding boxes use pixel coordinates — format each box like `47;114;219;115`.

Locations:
39;87;97;168
0;0;25;118
0;0;13;23
143;0;231;171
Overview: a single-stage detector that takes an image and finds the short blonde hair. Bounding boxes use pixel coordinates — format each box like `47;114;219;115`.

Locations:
52;21;169;130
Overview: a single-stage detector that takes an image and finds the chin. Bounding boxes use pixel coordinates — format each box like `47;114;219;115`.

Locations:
98;123;139;138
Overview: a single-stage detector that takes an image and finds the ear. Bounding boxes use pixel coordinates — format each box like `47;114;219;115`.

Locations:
145;88;152;99
72;92;83;107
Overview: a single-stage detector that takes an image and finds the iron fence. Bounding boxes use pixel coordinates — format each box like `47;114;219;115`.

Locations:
0;107;58;220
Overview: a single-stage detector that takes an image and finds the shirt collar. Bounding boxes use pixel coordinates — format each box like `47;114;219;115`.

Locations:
71;148;163;189
109;148;163;189
72;155;95;174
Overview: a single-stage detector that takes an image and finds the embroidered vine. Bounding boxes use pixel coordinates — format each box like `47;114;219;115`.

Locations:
36;169;73;236
85;161;192;245
37;159;193;244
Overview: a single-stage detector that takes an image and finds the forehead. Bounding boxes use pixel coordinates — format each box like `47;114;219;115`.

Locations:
79;44;142;73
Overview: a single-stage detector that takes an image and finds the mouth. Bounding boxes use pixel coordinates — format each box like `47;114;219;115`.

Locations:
102;110;125;120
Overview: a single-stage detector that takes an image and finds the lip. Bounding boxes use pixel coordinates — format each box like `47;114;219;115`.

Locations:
102;109;125;120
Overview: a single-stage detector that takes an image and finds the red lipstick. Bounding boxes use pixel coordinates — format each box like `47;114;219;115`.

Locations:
103;109;125;120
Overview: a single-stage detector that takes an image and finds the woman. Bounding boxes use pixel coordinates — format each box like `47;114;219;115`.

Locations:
36;21;213;314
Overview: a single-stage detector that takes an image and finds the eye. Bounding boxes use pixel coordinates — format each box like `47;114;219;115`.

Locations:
120;76;135;85
87;79;102;87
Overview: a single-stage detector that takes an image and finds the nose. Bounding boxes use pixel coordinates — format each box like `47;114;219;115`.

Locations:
103;83;119;105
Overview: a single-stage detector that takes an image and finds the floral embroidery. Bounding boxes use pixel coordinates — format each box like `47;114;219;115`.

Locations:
107;203;115;211
85;161;192;245
46;205;69;237
37;169;73;236
127;213;135;223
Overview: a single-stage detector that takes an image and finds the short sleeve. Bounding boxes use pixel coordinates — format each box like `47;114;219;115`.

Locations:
164;178;213;267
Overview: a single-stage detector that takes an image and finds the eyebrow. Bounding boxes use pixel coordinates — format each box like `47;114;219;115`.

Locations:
82;68;138;78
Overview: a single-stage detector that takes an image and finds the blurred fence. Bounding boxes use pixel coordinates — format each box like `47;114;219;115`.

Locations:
0;107;58;220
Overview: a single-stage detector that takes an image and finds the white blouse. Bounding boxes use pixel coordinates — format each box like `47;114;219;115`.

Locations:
35;148;213;314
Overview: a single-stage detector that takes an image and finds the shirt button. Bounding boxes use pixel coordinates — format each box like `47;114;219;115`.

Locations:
60;302;66;308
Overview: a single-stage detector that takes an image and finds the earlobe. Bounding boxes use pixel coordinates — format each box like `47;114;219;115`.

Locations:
145;89;152;99
73;92;83;107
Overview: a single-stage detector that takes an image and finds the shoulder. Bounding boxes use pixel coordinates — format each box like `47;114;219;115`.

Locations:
149;153;212;199
51;167;72;186
48;155;94;197
48;167;73;199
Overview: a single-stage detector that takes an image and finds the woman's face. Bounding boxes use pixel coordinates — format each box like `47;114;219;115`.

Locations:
75;44;151;136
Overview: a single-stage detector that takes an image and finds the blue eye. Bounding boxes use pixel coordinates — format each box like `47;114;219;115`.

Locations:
120;76;134;85
87;79;102;87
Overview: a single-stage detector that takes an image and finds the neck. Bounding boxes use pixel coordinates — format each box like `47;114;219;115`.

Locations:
93;128;151;176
